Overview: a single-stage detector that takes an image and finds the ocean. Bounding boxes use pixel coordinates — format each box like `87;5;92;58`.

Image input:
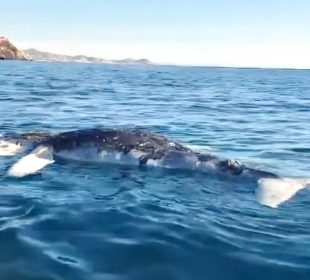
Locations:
0;61;309;280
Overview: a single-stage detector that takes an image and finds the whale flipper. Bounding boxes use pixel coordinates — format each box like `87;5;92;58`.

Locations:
256;178;310;208
8;145;54;177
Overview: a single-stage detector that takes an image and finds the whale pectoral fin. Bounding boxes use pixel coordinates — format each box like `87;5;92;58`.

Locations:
8;145;54;177
256;177;310;208
0;140;23;156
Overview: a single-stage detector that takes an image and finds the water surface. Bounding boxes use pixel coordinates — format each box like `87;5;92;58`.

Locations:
0;61;309;279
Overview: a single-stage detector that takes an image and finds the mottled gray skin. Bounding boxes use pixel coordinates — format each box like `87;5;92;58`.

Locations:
3;128;279;179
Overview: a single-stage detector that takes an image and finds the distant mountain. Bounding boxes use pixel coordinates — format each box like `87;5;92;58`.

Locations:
0;37;31;60
24;48;151;65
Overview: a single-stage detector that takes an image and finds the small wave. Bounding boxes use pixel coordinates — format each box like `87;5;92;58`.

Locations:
289;147;310;153
185;144;213;153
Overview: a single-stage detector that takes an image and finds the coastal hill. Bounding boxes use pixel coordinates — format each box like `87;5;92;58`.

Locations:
0;37;31;60
24;48;151;65
0;37;151;64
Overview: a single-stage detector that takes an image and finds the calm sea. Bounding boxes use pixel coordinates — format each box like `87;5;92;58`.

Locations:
0;61;309;280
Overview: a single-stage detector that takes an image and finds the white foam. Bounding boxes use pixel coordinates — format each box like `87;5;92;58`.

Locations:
185;144;213;153
256;178;310;208
8;146;54;177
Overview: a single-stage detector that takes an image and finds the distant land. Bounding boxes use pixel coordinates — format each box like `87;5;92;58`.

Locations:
0;37;31;60
24;48;151;64
0;37;151;64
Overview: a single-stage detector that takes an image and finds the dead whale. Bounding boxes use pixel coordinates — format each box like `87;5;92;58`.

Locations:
1;128;309;207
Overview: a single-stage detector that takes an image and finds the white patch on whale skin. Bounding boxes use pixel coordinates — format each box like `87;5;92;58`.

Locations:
196;160;217;173
55;147;144;166
8;145;54;177
146;151;199;170
99;149;142;165
146;159;163;167
168;142;176;147
99;149;147;165
128;149;146;159
0;140;22;156
54;147;99;162
256;178;310;208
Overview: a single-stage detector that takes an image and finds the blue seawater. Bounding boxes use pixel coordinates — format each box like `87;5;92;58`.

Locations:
0;61;309;280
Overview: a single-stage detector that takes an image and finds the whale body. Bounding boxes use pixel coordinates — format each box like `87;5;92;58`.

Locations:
1;128;276;178
1;128;309;207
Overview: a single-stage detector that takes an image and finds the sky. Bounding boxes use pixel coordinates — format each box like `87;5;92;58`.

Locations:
1;0;310;68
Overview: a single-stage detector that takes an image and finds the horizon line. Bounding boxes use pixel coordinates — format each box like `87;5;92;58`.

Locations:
23;47;310;71
4;36;310;71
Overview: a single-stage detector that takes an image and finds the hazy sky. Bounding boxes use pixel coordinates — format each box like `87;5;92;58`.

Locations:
2;0;310;68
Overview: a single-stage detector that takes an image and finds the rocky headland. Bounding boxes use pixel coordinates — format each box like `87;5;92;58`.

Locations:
0;37;31;60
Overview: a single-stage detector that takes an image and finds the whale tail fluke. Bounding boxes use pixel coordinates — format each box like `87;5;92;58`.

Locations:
256;177;310;208
8;145;54;177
